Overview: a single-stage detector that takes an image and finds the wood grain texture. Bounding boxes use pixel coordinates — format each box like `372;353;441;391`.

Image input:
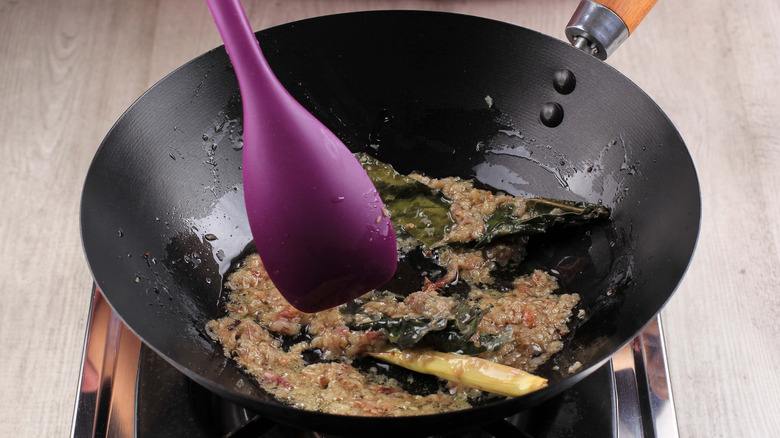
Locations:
598;0;659;33
1;0;778;436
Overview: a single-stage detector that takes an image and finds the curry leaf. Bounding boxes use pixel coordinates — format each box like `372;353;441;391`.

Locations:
347;297;511;354
478;326;514;352
424;322;513;355
357;153;454;247
352;317;448;350
452;300;490;338
475;199;609;247
427;303;517;354
422;324;487;355
358;153;609;249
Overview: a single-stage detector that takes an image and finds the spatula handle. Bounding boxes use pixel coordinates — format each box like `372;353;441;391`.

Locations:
565;0;659;60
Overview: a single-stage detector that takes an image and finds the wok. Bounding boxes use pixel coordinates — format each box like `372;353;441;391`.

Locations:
80;9;700;437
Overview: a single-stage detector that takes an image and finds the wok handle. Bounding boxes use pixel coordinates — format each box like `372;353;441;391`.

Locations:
599;0;658;33
566;0;659;60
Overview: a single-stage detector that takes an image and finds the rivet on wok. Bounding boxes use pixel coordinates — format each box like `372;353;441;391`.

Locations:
540;102;564;127
553;69;576;94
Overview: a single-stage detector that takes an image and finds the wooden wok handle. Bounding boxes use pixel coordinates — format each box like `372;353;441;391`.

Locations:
566;0;659;59
597;0;659;34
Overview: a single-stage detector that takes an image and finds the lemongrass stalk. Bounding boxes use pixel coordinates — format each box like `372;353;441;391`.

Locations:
367;348;547;397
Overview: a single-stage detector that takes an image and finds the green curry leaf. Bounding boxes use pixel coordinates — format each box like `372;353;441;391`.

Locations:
358;153;609;249
348;298;510;354
478;326;514;352
357;153;454;247
451;300;490;338
352;317;449;350
476;199;609;247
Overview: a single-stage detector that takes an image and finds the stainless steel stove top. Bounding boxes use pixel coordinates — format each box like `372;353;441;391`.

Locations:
72;286;679;437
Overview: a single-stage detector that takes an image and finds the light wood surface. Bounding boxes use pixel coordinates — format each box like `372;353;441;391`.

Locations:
2;0;779;436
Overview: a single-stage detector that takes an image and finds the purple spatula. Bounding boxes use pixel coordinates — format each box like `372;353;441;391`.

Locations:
205;0;397;312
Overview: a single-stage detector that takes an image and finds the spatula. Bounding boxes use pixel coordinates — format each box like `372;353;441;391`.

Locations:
205;0;397;312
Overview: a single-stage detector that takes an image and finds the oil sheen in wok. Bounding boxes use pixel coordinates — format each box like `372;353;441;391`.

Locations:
206;155;608;416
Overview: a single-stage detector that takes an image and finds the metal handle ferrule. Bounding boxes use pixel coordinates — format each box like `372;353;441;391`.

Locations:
566;0;629;60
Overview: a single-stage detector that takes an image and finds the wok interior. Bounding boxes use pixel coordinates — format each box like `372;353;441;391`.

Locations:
80;11;699;433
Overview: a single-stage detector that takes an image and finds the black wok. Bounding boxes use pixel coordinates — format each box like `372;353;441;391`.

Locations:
80;10;700;437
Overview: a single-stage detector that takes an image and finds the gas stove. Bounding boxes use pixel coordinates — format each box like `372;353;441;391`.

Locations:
71;285;679;437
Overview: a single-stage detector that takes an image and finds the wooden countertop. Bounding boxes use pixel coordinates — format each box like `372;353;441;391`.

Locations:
2;0;778;436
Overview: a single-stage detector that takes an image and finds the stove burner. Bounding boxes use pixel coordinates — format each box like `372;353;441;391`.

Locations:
72;287;679;437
